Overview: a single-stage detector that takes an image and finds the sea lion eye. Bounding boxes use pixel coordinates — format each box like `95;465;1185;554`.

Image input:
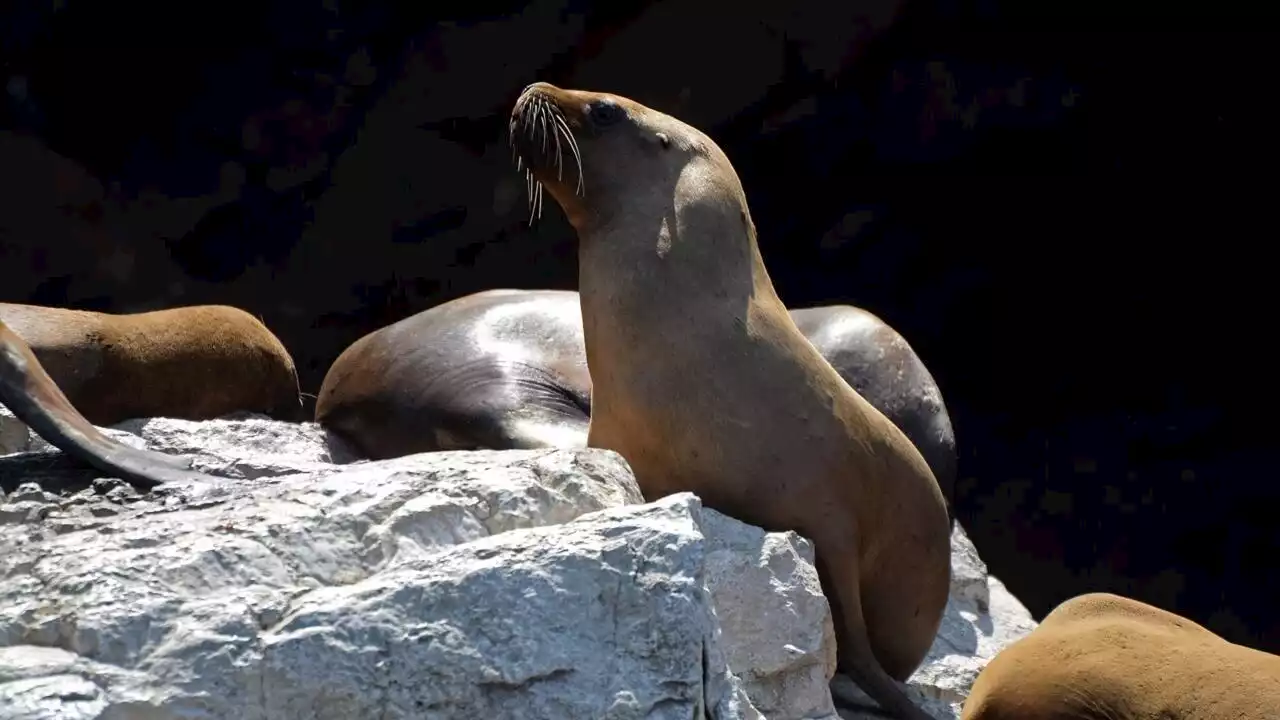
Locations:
588;100;626;127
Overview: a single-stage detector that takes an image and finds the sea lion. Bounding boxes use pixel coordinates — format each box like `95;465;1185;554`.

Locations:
509;82;950;720
316;292;958;522
315;288;592;458
961;592;1280;719
0;303;303;425
0;319;217;490
790;305;957;521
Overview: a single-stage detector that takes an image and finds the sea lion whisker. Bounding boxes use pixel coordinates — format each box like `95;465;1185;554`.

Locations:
549;108;565;182
512;103;541;225
507;90;582;215
524;165;547;227
524;103;539;143
548;110;584;196
537;99;550;156
511;115;523;169
532;103;548;225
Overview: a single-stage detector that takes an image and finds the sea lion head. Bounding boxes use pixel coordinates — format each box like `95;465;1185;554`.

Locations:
509;82;729;232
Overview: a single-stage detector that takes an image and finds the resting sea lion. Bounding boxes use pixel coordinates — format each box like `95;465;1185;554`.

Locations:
0;303;303;425
962;592;1280;719
316;288;592;458
509;82;950;720
315;292;958;522
0;319;217;490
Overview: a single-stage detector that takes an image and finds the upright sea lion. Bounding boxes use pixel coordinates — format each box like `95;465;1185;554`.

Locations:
962;592;1280;719
0;319;217;490
509;82;950;720
316;292;958;522
0;303;303;425
316;288;592;458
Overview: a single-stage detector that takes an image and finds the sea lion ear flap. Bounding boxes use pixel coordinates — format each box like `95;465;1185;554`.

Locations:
655;132;671;149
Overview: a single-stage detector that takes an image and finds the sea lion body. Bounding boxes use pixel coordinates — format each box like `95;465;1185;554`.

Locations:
315;288;592;458
790;305;956;519
510;82;950;720
0;303;302;425
962;592;1280;719
0;319;219;490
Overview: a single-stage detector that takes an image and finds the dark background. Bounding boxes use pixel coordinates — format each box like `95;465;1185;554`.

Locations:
3;1;1277;651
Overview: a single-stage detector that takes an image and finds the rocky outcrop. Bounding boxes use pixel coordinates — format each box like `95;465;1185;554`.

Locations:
0;414;1036;718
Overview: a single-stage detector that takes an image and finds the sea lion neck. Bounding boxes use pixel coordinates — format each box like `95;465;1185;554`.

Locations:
577;158;773;309
575;161;787;386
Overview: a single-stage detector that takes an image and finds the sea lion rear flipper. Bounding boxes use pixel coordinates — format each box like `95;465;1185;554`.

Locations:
825;557;937;720
0;320;210;491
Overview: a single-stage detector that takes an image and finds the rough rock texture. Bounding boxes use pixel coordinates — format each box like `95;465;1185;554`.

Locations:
0;415;1036;719
0;406;26;457
703;510;837;719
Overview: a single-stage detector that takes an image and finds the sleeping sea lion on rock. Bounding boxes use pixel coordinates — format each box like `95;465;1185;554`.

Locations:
316;288;593;458
0;319;219;490
509;82;950;720
962;592;1280;719
315;291;958;522
0;303;303;425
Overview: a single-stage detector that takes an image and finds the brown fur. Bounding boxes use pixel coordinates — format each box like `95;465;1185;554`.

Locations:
962;592;1280;720
0;303;302;425
510;82;951;720
0;319;218;490
791;304;957;523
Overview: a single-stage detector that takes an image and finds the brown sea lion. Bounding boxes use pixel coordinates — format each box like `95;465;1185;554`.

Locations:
0;303;303;425
961;592;1280;719
0;319;218;490
509;82;950;720
315;292;958;524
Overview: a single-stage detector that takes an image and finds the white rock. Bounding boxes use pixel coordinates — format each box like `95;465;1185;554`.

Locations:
23;414;358;476
0;405;27;457
259;493;763;719
0;418;824;720
703;509;838;720
0;415;1038;720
